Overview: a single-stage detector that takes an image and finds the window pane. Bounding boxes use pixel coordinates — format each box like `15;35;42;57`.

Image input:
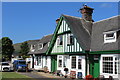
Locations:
78;59;82;69
57;36;63;45
67;34;74;45
63;56;67;67
106;33;114;37
71;56;76;68
58;60;62;67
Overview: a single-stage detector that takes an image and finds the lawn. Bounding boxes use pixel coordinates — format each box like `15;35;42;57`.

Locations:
1;72;36;80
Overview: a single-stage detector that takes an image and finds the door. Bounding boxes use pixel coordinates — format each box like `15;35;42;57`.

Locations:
89;55;100;78
51;56;57;72
92;60;99;78
32;56;34;68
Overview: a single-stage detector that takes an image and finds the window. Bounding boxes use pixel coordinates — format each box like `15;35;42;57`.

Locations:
78;58;82;69
38;56;42;65
45;56;47;66
38;43;43;50
115;57;119;74
48;42;50;47
30;45;35;52
57;35;63;46
63;56;67;67
58;55;62;67
102;57;113;74
67;34;74;45
71;56;76;69
31;45;35;49
104;31;116;43
102;56;119;74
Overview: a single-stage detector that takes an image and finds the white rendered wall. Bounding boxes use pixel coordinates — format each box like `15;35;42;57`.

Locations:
57;55;86;78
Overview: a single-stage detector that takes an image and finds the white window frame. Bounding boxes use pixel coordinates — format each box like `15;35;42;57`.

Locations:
45;56;47;66
71;56;83;70
30;45;35;52
58;55;63;68
38;43;43;50
103;31;117;43
57;35;63;46
101;55;119;75
71;56;76;69
78;56;82;69
63;56;67;67
67;34;74;45
38;56;42;66
48;42;50;47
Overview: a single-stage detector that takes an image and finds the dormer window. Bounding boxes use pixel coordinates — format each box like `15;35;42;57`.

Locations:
38;43;43;50
30;45;35;52
57;35;63;46
48;42;50;47
104;31;116;43
31;45;35;49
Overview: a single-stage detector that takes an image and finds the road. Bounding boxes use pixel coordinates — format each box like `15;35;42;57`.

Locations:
18;72;74;80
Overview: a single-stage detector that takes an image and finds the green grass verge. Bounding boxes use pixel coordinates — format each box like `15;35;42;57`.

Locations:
2;72;30;78
0;72;36;80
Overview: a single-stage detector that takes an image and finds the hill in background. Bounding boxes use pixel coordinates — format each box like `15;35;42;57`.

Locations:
13;39;40;57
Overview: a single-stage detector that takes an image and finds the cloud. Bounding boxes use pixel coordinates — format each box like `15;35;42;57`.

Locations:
100;3;112;8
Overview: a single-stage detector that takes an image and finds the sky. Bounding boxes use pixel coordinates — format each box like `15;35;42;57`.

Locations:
2;2;119;44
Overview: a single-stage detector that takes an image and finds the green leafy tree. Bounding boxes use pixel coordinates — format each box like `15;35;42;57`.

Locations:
2;37;14;60
19;41;29;56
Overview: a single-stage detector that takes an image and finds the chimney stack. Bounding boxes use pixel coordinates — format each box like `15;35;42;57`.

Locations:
56;18;60;24
80;5;94;22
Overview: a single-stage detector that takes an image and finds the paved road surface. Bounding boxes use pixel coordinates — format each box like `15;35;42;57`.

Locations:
18;72;46;79
18;72;76;80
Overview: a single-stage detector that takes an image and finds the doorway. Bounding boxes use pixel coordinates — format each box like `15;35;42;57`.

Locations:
89;55;100;78
51;55;57;72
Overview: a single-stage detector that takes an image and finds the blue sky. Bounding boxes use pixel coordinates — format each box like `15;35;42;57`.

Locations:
2;2;118;44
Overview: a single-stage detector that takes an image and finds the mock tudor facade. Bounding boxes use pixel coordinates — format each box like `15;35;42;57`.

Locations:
46;5;94;78
28;5;120;79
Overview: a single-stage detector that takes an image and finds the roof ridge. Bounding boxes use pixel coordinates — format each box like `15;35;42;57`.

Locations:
43;34;53;37
62;14;82;20
94;15;120;24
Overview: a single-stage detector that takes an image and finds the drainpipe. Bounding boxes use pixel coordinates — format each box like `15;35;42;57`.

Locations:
85;50;90;76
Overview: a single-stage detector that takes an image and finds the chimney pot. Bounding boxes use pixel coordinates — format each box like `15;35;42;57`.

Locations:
80;5;94;21
56;18;60;24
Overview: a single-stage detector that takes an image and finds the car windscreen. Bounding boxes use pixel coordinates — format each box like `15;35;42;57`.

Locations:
2;63;9;66
18;61;26;65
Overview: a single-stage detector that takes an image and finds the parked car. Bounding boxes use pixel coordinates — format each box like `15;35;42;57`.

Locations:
0;62;11;71
13;60;27;72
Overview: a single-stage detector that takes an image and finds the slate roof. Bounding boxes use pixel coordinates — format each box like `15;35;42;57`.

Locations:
62;14;93;50
28;34;53;55
91;15;120;51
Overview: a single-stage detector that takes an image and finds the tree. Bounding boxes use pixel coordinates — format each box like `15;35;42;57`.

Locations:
2;37;14;60
19;41;29;56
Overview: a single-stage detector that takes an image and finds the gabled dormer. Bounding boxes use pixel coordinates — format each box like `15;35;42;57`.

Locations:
38;43;43;50
46;14;92;55
30;44;35;52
